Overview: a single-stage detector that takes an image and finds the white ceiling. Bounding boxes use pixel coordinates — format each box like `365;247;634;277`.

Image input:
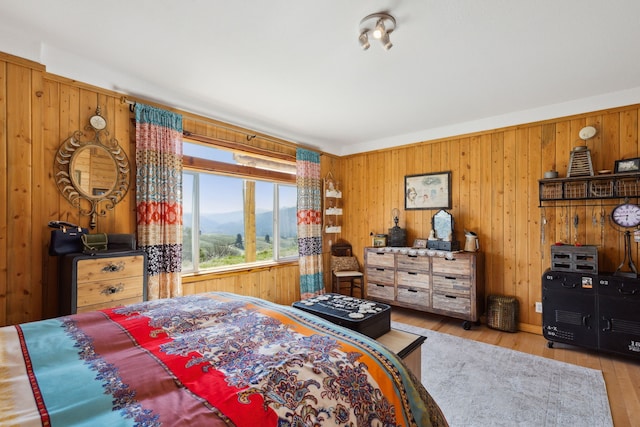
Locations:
1;1;640;155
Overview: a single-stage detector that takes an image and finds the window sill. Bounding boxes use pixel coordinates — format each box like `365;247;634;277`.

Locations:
182;260;299;283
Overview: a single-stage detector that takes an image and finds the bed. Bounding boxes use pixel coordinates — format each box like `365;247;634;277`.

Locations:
0;292;447;426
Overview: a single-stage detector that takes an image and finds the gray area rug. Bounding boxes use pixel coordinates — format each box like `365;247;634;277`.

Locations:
391;321;613;427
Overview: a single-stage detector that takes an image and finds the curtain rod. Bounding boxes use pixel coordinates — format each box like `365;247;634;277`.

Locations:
120;96;303;150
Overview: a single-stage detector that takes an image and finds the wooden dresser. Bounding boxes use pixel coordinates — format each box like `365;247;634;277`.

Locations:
365;248;484;329
59;251;148;315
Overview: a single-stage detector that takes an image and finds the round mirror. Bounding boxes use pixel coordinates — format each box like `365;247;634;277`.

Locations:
70;145;118;199
54;108;130;229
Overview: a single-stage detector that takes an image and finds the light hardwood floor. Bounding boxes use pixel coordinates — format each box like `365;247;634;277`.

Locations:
391;307;640;427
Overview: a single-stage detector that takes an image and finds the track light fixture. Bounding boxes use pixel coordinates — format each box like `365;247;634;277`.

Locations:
359;12;396;51
358;31;370;50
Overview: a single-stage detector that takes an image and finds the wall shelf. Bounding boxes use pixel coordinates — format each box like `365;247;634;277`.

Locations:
539;172;640;206
324;173;343;234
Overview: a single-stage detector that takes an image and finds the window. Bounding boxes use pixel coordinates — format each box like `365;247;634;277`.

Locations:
182;141;298;273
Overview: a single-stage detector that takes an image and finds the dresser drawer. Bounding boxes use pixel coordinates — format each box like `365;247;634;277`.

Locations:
397;254;430;272
366;251;395;268
432;255;472;276
396;270;429;290
76;255;145;282
77;276;145;311
367;283;395;302
59;251;148;315
77;296;144;313
433;293;470;315
366;266;395;284
432;275;471;297
397;287;430;309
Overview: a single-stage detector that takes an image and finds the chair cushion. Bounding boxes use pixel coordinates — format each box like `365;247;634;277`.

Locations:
331;256;359;272
334;271;363;278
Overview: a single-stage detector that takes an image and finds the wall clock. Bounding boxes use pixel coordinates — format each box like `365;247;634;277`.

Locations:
610;201;640;277
611;202;640;228
89;106;107;130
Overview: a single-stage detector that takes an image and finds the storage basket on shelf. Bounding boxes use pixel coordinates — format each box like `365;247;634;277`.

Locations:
486;295;519;332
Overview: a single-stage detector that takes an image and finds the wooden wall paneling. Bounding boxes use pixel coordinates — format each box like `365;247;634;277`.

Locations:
582;116;601;249
114;97;136;233
620;109;639;267
416;144;430;239
31;68;45;322
467;136;481;238
42;79;61;318
526;125;544;326
258;267;274;302
391;148;404;238
96;93;116;233
540;123;556;257
448;138;461;227
585;113;608;268
586;114;603;171
601;112;621;271
502;130;517;298
477;133;493;295
457;138;471;233
0;59;7;326
6;63;33;324
351;154;368;263
403;146;417;239
490;133;505;295
619;109;638;159
367;151;384;240
514;127;532;323
554;121;571;245
572;118;589;247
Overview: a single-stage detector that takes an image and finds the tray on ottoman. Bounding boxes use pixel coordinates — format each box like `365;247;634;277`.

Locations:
292;293;391;338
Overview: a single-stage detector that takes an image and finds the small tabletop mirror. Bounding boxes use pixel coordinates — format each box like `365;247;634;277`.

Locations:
432;209;454;240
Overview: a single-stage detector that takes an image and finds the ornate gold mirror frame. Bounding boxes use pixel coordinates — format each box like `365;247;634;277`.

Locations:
54;107;130;228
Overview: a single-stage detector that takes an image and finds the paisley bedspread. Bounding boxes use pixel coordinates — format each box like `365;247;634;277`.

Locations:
0;292;447;426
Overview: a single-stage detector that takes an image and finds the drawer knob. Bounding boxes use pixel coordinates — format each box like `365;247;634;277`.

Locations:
101;284;124;296
102;262;125;273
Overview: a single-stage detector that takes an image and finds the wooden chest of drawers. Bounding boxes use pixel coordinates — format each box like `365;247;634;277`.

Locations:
59;251;148;314
364;248;484;329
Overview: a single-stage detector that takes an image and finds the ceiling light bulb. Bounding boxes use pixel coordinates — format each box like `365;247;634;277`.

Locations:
373;19;385;39
381;32;392;50
359;31;370;50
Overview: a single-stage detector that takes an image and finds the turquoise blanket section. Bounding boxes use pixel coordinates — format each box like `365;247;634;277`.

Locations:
20;319;133;427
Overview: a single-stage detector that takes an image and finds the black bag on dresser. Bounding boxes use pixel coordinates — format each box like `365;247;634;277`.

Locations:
48;221;88;256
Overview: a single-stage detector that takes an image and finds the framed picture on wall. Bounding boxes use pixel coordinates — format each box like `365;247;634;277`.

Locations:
614;158;640;174
405;171;452;210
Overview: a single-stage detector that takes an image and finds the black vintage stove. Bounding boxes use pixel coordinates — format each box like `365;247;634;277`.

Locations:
292;293;391;338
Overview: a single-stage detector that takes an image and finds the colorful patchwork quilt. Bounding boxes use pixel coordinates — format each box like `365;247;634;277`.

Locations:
0;292;447;426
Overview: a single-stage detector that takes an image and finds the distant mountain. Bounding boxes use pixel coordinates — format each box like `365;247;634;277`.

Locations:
184;207;297;237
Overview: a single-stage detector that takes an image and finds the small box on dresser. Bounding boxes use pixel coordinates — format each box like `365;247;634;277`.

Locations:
59;251;148;315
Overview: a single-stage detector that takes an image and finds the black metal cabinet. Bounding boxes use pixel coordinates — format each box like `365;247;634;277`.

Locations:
542;269;640;359
597;275;640;358
542;271;598;350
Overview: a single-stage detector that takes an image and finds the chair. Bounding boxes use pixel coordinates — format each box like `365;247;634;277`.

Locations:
330;241;364;297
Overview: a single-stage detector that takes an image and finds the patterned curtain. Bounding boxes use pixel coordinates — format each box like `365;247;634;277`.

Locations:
296;148;324;298
135;103;183;299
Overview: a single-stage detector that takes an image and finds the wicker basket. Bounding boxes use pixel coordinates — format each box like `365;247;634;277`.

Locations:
486;295;519;332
